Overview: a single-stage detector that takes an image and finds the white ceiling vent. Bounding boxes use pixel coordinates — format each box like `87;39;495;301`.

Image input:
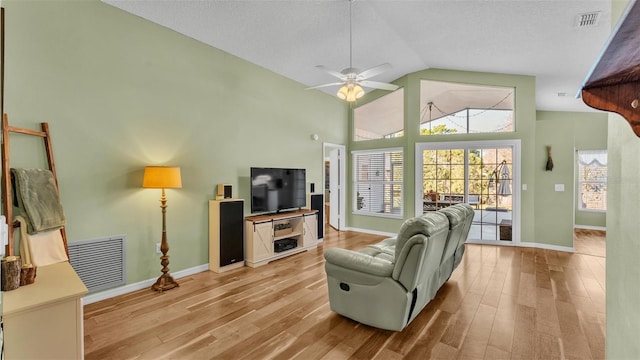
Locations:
575;12;601;27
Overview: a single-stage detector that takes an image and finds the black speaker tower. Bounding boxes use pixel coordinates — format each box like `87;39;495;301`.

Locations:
309;193;323;240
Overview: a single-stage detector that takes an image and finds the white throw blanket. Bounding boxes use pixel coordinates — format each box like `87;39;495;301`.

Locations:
15;216;68;267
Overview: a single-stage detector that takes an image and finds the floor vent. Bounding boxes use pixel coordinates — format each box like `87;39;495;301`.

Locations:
68;235;126;293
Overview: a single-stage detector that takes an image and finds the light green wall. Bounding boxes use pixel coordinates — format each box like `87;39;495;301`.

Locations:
607;114;640;359
606;0;640;358
534;111;607;246
3;0;347;284
535;112;575;247
348;69;539;245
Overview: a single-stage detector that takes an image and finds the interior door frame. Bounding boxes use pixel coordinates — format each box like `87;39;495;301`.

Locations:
323;143;346;231
414;139;521;244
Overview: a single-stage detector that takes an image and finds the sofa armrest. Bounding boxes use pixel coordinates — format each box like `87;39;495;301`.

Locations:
324;248;394;277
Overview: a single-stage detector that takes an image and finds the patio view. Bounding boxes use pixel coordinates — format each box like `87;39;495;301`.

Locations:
421;146;514;242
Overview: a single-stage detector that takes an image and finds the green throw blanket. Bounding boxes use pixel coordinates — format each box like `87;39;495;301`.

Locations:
11;168;66;234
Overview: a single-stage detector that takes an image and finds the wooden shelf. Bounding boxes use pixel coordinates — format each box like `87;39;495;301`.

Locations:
274;231;303;241
581;0;640;136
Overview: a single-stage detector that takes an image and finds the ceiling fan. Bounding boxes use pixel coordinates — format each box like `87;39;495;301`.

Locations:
307;0;399;102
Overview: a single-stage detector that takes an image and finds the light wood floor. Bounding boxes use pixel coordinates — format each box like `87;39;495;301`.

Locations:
84;228;605;360
574;228;606;258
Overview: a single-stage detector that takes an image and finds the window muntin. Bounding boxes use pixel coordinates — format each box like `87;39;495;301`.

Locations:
420;81;514;135
422;148;512;211
354;88;404;141
353;149;403;218
418;141;518;243
577;150;607;212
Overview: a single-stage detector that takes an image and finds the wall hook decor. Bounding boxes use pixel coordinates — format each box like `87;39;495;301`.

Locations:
546;146;554;171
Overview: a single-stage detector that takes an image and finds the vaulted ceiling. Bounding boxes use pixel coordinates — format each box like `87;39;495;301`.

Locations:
103;0;612;113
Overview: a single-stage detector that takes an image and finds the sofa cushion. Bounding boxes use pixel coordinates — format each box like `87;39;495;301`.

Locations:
392;212;450;292
367;237;396;256
438;205;467;227
359;247;395;263
324;247;394;277
438;205;468;259
394;212;449;260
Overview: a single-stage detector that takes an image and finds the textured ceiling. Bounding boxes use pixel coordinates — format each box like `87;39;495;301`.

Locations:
103;0;613;113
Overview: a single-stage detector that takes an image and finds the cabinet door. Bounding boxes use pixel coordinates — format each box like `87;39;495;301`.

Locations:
302;214;317;247
253;222;274;261
219;201;244;266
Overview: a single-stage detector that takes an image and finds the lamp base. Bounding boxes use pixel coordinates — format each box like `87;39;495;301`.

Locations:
151;273;179;292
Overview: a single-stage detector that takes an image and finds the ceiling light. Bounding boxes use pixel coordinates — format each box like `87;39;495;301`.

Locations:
337;83;365;102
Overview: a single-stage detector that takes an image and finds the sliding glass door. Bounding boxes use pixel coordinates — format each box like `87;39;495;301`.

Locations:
415;140;520;244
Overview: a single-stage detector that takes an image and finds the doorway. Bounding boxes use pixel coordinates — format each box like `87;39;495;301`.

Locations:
415;140;521;244
323;143;346;231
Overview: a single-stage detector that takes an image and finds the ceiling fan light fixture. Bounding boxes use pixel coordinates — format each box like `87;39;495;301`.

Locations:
337;84;365;102
311;0;396;101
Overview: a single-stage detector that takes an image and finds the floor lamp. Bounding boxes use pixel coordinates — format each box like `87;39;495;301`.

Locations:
143;166;182;292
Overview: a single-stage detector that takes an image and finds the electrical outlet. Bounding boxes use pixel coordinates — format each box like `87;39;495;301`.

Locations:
155;243;161;254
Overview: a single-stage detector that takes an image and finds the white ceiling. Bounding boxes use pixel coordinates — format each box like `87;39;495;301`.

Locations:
103;0;612;113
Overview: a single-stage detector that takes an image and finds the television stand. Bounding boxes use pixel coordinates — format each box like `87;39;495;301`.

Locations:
245;209;318;267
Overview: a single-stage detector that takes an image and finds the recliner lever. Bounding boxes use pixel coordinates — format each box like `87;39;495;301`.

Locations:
339;283;350;291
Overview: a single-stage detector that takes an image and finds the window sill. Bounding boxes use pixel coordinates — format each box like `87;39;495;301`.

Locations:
578;208;606;213
352;211;403;220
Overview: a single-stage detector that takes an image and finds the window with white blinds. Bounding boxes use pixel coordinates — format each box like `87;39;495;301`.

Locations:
353;148;403;218
577;150;607;211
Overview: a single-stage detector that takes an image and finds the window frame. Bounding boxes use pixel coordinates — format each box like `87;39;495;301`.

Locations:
577;150;607;213
353;88;405;142
415;139;521;244
352;147;404;219
419;80;515;136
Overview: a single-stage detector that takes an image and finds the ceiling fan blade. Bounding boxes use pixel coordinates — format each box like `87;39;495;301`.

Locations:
306;82;345;90
359;80;400;91
357;63;392;80
316;65;348;81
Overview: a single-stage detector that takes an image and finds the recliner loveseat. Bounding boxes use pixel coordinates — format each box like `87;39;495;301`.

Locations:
323;203;474;331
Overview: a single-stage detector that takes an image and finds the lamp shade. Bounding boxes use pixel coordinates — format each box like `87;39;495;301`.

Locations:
142;166;182;189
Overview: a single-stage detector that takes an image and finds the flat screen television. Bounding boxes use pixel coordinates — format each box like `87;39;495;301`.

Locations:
250;167;306;213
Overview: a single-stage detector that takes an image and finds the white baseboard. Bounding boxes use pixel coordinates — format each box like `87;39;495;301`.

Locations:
518;242;574;253
83;264;209;305
465;239;574;253
346;227;574;252
344;227;397;238
574;224;606;231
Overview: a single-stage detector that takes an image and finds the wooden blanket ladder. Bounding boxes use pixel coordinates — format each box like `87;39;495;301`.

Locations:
1;113;68;257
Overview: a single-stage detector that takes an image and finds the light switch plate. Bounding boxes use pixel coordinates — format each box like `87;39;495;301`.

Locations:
554;184;565;192
522;184;527;191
